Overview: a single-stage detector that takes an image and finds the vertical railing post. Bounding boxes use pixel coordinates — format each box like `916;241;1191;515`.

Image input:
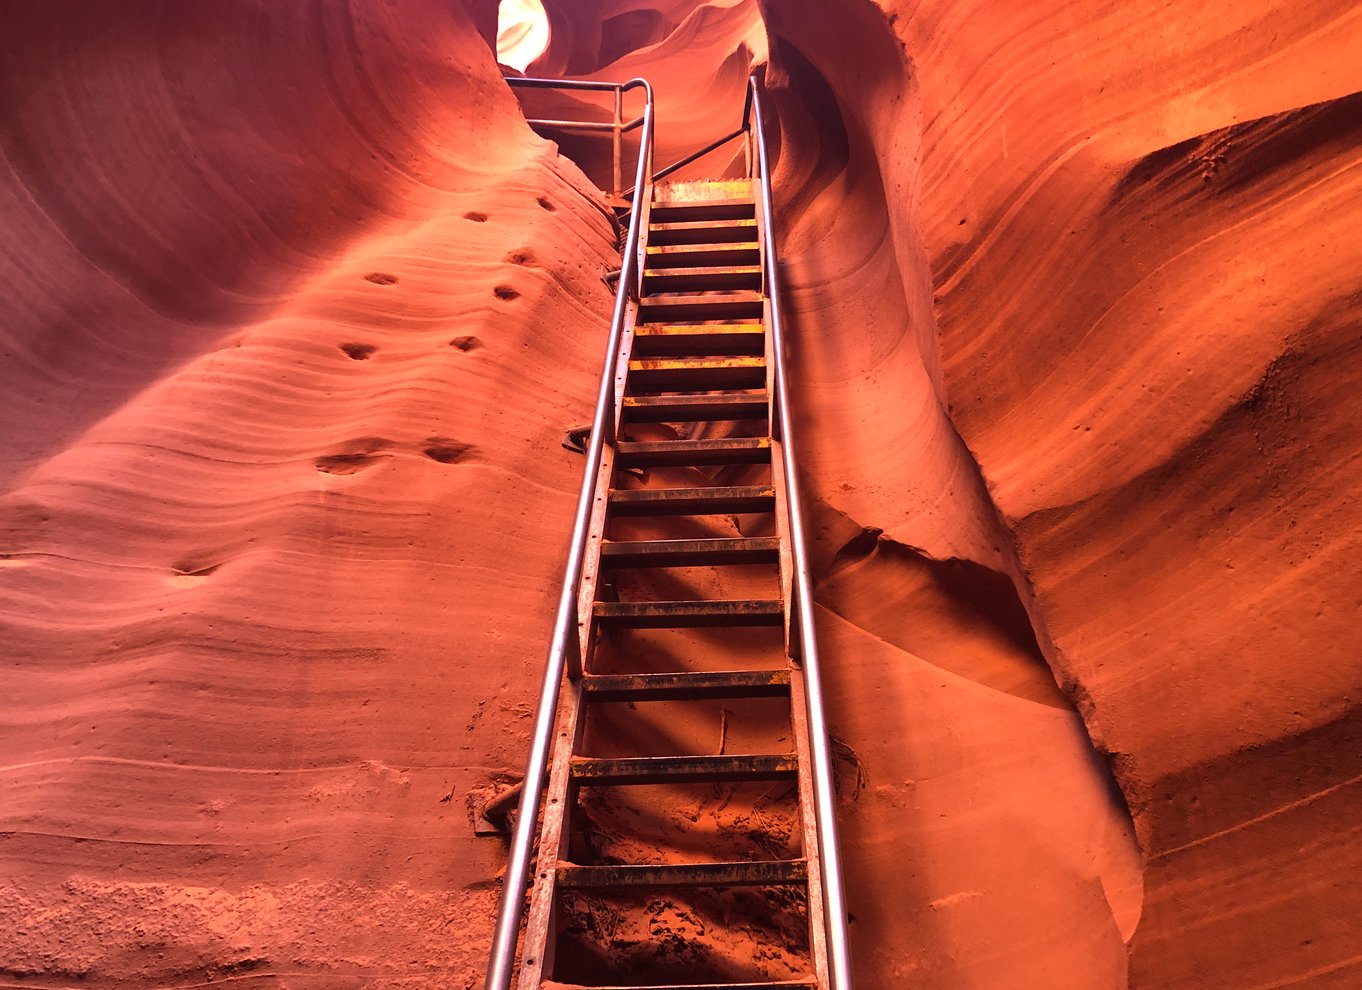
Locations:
612;87;623;199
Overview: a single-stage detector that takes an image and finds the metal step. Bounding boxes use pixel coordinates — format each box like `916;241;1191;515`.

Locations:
607;485;776;516
648;218;758;246
649;199;756;224
632;323;765;356
571;753;797;786
599;536;780;569
643;265;762;294
582;668;791;702
548;983;816;990
547;984;817;990
557;859;807;889
645;242;762;269
621;393;768;424
593;599;784;628
616;437;771;468
628;356;766;392
638;291;764;323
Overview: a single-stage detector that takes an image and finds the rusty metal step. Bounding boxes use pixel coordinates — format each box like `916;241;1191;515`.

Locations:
628;356;765;392
571;753;797;786
648;218;758;246
645;241;761;269
607;485;775;516
550;985;815;990
557;859;807;889
593;599;784;628
621;393;768;424
599;536;780;569
548;984;817;990
632;322;765;356
638;291;764;323
582;668;791;702
616;437;771;468
643;265;762;294
649;199;756;223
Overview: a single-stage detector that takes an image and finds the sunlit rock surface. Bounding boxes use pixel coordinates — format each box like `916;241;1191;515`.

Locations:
2;1;1359;987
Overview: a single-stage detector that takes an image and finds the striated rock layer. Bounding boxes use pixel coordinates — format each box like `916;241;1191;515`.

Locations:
758;0;1362;987
4;0;1361;988
1;2;617;985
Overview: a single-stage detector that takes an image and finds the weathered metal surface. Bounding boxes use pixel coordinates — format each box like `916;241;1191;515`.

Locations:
592;599;785;628
649;199;756;224
598;536;781;568
557;859;808;889
626;355;766;392
581;668;791;702
570;753;798;786
637;290;765;323
643;265;763;293
644;242;763;270
633;321;765;353
620;393;769;424
615;437;771;467
607;485;776;516
647;217;758;246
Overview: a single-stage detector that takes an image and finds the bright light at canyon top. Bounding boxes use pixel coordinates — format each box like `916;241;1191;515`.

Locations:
496;0;549;72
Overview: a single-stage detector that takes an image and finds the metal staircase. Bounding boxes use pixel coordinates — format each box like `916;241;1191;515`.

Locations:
490;77;852;990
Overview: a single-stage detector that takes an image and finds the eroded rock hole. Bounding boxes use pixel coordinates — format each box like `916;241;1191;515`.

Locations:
423;438;473;464
339;342;376;360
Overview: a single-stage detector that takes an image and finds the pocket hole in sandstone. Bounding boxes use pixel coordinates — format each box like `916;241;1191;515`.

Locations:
364;272;398;285
423;438;473;464
340;342;377;360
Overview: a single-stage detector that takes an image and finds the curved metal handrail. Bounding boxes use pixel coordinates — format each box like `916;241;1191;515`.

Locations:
483;75;655;990
748;74;855;990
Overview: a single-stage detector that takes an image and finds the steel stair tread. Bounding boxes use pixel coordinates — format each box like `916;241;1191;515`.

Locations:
632;323;765;356
615;437;771;467
644;242;762;268
647;218;758;246
546;983;816;990
599;536;780;568
627;356;766;392
570;753;797;785
593;599;784;627
582;668;792;702
649;199;756;223
608;485;775;515
556;858;807;889
621;393;768;423
643;266;762;293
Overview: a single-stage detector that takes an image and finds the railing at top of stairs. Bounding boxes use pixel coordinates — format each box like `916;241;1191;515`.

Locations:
485;73;854;990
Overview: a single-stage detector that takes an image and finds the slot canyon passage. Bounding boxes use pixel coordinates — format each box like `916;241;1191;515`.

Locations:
2;1;1361;988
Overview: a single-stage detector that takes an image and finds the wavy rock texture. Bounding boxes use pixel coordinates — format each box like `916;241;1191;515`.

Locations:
5;0;1360;987
0;2;617;986
760;0;1362;987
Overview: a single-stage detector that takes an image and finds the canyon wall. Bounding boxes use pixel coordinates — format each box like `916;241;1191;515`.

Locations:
0;2;613;985
757;0;1362;987
3;0;1360;988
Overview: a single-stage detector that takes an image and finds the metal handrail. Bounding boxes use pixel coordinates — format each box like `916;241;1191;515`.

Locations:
748;74;855;990
506;76;650;199
484;75;655;990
